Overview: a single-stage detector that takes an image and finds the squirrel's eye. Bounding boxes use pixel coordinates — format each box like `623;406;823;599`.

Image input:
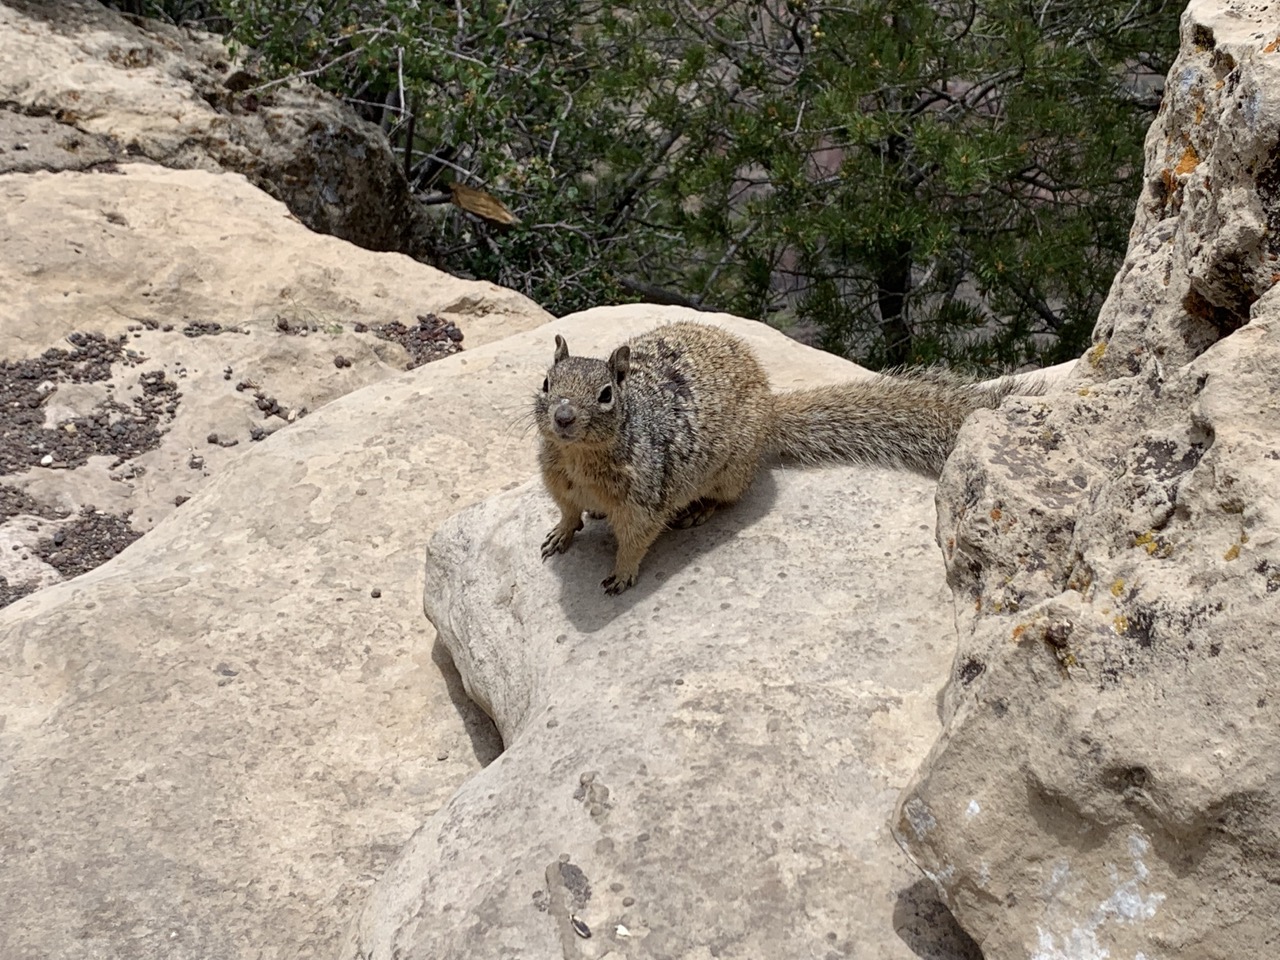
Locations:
598;386;613;405
541;377;549;392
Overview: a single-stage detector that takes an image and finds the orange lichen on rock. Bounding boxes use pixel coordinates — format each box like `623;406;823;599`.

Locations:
1175;144;1200;177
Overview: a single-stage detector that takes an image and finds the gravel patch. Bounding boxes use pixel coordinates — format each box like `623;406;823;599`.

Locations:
33;506;142;580
0;332;179;472
366;313;464;368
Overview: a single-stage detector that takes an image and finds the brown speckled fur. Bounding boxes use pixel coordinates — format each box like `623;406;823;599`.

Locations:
534;321;1035;593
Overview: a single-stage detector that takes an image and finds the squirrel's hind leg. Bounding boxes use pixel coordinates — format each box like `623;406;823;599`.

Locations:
671;460;760;528
673;460;759;528
670;498;719;529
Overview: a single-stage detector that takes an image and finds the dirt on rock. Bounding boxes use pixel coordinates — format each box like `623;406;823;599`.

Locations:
0;332;177;473
33;505;143;580
368;313;465;368
0;483;65;520
0;314;471;609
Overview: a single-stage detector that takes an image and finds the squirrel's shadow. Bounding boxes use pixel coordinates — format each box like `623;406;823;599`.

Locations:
550;467;781;633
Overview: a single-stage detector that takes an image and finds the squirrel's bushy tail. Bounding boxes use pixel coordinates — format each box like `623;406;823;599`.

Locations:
770;370;1041;477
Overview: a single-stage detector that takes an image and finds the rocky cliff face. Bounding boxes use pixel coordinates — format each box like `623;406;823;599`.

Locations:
896;1;1280;955
1;0;428;254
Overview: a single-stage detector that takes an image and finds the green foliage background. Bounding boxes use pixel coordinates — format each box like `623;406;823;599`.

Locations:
126;0;1180;371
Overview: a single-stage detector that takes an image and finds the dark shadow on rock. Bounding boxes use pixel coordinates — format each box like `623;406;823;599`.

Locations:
554;467;782;633
431;634;504;765
893;878;984;960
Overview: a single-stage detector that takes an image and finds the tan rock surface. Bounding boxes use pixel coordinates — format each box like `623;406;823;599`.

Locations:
896;2;1280;956
1;0;426;253
341;307;985;960
0;163;549;602
0;301;574;960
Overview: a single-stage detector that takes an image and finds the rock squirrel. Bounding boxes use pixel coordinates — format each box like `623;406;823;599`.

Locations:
534;321;1038;594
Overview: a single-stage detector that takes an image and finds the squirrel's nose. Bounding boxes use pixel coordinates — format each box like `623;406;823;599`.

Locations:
554;403;577;428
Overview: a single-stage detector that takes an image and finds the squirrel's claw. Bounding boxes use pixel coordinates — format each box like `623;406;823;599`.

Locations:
541;520;583;560
601;572;636;595
541;530;568;559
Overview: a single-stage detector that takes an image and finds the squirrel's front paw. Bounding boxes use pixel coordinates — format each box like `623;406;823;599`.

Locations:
601;571;637;595
541;528;572;559
540;517;584;560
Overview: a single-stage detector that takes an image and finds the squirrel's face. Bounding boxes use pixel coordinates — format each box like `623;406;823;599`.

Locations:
534;335;630;445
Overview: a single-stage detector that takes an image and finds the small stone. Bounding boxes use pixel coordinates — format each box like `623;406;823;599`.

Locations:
207;433;219;444
353;322;368;333
39;454;53;467
174;495;190;506
370;588;381;598
436;751;449;761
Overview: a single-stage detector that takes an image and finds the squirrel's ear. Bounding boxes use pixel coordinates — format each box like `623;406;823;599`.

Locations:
608;345;631;385
553;335;569;363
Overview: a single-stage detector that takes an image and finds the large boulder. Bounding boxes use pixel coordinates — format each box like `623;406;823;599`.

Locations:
341;307;993;960
0;163;549;605
895;2;1280;956
0;293;572;960
1;0;426;254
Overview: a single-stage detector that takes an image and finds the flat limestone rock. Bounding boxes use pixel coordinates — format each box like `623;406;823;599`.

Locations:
342;308;984;959
895;2;1280;956
0;165;542;359
0;164;549;601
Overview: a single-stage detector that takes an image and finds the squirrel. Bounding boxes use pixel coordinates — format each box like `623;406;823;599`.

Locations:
534;321;1038;594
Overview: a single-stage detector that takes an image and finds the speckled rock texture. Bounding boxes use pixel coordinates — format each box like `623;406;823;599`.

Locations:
341;307;996;960
0;0;428;254
0;164;548;602
895;2;1280;956
0;273;551;959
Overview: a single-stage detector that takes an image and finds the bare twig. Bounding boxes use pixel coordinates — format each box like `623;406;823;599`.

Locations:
248;46;362;94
